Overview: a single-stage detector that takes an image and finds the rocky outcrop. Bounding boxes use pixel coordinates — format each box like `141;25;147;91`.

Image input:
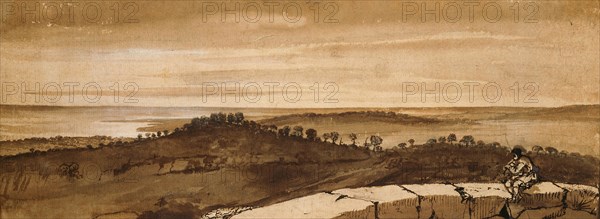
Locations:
228;182;599;219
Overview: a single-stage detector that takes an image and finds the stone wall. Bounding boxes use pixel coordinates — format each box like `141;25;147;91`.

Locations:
229;182;599;219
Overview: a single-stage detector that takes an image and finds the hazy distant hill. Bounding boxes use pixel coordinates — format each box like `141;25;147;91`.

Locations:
259;111;445;126
493;104;600;120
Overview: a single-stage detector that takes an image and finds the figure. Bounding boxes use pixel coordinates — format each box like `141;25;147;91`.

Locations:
502;148;539;202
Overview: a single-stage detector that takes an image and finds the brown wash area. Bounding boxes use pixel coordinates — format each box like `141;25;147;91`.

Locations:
1;0;599;218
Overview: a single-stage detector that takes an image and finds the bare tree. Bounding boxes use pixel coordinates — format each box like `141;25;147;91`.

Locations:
349;133;358;146
330;132;340;144
322;133;332;143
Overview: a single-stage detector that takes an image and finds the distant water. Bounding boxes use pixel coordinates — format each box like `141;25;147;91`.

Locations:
0;105;297;141
1;105;598;156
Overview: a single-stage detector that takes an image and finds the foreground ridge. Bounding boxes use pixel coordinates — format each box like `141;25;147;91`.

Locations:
202;182;599;219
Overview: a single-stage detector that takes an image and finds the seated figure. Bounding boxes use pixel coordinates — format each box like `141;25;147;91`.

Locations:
502;148;539;202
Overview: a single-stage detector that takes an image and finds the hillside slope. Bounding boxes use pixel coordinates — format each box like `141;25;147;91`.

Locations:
0;121;386;218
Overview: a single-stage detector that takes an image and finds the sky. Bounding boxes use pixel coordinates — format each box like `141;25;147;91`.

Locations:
0;0;598;108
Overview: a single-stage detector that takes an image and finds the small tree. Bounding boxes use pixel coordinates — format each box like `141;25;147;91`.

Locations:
268;125;278;133
370;135;383;152
261;125;270;132
249;121;258;129
545;146;559;155
532;145;544;154
151;133;157;138
438;136;446;143
217;112;227;123
227;113;236;124
408;139;415;147
234;112;245;124
163;130;170;136
137;134;143;141
157;131;162;137
476;140;485;147
330;132;340;144
559;150;568;157
322;133;332;143
398;143;407;149
191;117;203;128
281;126;291;136
459;135;475;147
292;126;304;137
209;113;219;122
447;133;457;145
426;138;437;145
349;133;358;146
305;128;318;141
